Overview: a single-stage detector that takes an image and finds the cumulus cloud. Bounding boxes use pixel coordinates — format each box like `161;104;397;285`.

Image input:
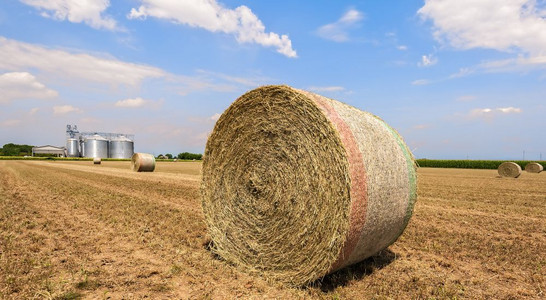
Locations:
53;105;82;115
0;37;166;86
316;9;364;42
418;0;546;64
308;86;345;92
127;0;296;57
0;72;58;103
20;0;119;31
419;54;438;67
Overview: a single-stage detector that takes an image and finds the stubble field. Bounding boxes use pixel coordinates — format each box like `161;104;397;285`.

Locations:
0;160;544;299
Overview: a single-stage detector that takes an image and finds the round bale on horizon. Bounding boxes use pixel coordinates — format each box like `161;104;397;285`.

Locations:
498;162;522;178
131;153;156;172
525;162;543;173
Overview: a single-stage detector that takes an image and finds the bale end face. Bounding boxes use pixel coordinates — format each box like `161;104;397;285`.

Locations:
201;85;417;286
525;162;543;173
131;153;156;172
498;162;522;178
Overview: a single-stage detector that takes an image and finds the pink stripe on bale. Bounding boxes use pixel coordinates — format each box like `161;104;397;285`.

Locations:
302;91;369;272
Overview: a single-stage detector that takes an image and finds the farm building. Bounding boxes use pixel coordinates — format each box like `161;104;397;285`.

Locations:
32;145;66;157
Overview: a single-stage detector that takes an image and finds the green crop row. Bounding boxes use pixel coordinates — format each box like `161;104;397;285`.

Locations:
416;159;546;170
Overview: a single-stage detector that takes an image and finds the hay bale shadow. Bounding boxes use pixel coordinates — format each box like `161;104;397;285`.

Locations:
203;239;396;291
311;249;397;292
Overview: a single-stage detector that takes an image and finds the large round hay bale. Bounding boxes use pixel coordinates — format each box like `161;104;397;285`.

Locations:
498;162;522;178
93;157;101;164
131;153;155;172
201;85;417;286
525;162;543;173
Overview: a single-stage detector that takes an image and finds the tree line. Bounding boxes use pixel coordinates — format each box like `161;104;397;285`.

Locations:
1;143;34;156
157;152;203;160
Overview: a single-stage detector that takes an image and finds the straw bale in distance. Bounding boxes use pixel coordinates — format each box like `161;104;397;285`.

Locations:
498;162;522;178
93;157;101;164
201;85;417;286
525;162;543;173
131;153;156;172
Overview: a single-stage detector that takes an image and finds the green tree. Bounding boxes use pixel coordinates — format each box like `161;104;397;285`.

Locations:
1;143;34;156
177;152;203;160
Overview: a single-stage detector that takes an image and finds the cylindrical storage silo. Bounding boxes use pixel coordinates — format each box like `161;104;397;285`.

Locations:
80;140;85;157
66;138;80;157
83;134;109;158
131;153;155;172
201;85;417;286
109;136;134;159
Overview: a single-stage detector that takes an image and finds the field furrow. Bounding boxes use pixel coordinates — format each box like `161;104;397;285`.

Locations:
1;161;545;299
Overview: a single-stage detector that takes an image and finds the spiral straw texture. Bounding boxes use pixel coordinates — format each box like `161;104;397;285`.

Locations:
498;162;522;178
131;153;156;172
201;85;417;286
525;162;543;173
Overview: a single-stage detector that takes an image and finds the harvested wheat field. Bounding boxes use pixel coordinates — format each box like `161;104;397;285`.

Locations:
1;160;544;299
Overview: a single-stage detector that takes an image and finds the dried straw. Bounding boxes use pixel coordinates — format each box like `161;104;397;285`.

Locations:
201;85;417;286
93;157;101;165
525;162;543;173
498;162;522;178
131;153;156;172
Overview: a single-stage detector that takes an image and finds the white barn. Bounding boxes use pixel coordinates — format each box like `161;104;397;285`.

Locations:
32;145;66;157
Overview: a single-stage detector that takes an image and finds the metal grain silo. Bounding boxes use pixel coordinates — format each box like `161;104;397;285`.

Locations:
108;136;134;159
66;138;80;157
83;134;109;158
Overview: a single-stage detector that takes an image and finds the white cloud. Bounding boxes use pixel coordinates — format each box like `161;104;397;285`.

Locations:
449;67;474;78
53;105;82;115
210;113;221;121
115;97;162;109
418;0;546;58
497;107;522;114
20;0;119;31
316;9;364;42
308;86;345;92
115;97;147;108
0;37;166;86
127;0;296;57
419;54;438;67
467;106;522;119
411;79;430;85
0;72;58;103
29;107;39;115
397;45;408;51
195;69;269;87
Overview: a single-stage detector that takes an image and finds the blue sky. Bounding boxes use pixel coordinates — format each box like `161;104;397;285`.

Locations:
0;0;544;160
